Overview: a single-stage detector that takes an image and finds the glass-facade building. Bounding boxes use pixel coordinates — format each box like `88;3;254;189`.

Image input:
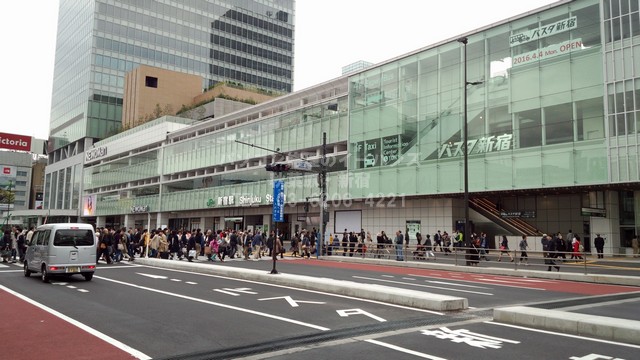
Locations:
44;0;295;215
81;0;639;253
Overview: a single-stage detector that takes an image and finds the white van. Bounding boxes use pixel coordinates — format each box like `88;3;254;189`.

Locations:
24;223;97;282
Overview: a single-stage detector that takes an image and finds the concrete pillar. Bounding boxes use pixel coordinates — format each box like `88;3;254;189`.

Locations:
96;216;106;228
123;214;131;229
156;212;169;230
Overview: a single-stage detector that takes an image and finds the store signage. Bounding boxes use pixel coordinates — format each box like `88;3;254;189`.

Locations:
500;211;536;219
0;132;31;152
130;205;150;213
510;16;577;47
354;134;411;169
581;207;606;217
512;39;583;67
438;134;513;159
85;146;108;162
272;180;285;223
205;193;284;208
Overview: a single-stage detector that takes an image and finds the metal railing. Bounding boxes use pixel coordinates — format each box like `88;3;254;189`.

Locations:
320;243;640;276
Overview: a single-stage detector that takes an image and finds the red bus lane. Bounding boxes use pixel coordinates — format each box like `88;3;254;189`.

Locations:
301;260;640;296
0;288;145;360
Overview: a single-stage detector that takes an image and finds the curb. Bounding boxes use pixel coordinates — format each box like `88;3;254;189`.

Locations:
134;258;468;311
493;306;640;345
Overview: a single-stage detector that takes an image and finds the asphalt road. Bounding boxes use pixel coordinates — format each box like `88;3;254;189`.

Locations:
1;258;639;360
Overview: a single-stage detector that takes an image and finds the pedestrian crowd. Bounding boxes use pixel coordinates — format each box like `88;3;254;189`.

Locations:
94;226;302;264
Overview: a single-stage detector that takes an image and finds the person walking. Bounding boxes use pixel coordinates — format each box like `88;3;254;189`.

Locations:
518;235;529;265
545;234;560;271
594;234;605;259
571;234;583;260
395;230;404;261
497;235;514;262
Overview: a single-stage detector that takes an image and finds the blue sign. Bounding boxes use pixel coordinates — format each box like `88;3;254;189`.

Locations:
272;180;284;223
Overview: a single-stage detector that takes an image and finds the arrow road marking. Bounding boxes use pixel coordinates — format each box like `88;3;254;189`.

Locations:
258;296;325;307
337;309;386;322
214;288;258;296
136;273;168;279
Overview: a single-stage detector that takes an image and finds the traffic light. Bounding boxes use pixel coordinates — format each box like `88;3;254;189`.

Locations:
265;163;290;173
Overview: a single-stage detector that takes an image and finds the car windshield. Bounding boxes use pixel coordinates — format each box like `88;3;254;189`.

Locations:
53;230;94;247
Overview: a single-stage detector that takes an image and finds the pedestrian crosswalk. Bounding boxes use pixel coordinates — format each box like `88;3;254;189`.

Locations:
0;261;21;269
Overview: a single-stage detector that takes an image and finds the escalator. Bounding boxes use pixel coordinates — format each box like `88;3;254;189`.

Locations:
469;197;542;236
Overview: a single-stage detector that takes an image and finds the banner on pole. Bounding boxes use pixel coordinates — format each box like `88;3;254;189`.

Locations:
272;180;284;223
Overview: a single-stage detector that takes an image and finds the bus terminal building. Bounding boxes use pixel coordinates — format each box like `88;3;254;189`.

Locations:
41;0;640;255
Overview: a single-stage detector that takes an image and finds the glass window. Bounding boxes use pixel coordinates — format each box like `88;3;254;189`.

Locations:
545;103;574;145
54;229;94;247
518;109;542;148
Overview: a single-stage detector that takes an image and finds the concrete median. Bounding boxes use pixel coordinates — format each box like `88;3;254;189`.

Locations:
493;306;640;345
134;258;468;311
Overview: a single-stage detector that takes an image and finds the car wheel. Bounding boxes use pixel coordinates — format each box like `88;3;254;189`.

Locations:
24;262;31;277
41;265;50;283
83;273;93;281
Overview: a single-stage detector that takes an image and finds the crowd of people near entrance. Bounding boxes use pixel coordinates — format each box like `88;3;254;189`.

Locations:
94;226;318;264
5;223;634;268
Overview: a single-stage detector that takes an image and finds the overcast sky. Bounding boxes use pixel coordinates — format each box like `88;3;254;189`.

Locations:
0;0;558;140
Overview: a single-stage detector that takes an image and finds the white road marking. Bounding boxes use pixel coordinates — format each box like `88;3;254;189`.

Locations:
94;275;331;331
214;288;259;296
137;264;444;315
402;277;416;281
66;286;77;289
337;309;385;322
258;296;325;307
185;281;197;285
352;276;494;296
136;273;168;279
0;284;150;359
365;339;447;360
170;279;181;282
77;289;89;293
381;275;395;278
425;280;492;289
486;321;640;349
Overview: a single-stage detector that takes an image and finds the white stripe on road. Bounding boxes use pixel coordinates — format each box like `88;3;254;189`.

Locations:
0;284;150;359
136;264;444;315
351;276;494;296
94;275;331;331
365;339;447;360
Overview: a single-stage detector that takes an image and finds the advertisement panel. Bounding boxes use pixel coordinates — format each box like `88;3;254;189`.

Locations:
0;132;32;152
272;180;284;223
82;194;97;216
0;165;17;190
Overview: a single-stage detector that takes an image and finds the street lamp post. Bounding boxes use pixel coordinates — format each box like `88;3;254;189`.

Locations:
457;37;482;247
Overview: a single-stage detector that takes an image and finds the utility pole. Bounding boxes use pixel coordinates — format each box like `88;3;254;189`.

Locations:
318;132;328;259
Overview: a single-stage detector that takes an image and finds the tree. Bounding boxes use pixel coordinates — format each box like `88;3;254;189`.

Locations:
0;188;15;207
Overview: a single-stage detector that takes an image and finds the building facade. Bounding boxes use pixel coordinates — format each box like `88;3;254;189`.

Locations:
77;0;638;254
0;132;48;227
44;0;296;218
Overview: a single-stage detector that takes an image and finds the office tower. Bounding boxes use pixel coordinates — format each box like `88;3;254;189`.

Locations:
44;0;295;215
